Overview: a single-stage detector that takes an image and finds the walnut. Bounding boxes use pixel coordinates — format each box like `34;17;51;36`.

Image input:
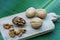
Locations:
12;16;26;26
30;18;43;29
15;28;26;37
9;31;15;38
3;24;10;29
9;28;15;38
19;28;26;33
36;9;47;19
3;24;14;29
26;7;36;18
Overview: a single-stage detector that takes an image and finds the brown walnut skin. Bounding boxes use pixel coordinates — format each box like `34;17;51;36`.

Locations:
12;16;26;26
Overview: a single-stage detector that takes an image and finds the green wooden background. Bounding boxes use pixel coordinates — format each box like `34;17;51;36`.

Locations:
0;0;60;40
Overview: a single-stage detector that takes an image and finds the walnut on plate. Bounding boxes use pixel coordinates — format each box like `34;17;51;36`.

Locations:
3;24;14;29
36;9;47;19
12;16;26;26
19;28;26;33
9;28;15;38
25;7;36;18
9;31;15;38
30;18;43;29
15;28;26;37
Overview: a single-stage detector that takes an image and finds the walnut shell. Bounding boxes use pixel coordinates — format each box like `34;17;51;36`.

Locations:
36;9;47;19
30;18;43;29
26;7;36;18
19;28;26;33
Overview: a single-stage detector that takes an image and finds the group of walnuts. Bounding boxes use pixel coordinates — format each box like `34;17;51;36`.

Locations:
26;7;47;29
3;16;26;38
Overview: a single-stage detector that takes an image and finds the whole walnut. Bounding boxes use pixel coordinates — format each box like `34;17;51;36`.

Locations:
30;18;43;29
36;9;47;19
26;7;36;18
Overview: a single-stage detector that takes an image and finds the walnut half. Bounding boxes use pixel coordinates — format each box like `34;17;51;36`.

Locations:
3;24;14;29
9;31;15;38
12;16;26;26
15;28;26;37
